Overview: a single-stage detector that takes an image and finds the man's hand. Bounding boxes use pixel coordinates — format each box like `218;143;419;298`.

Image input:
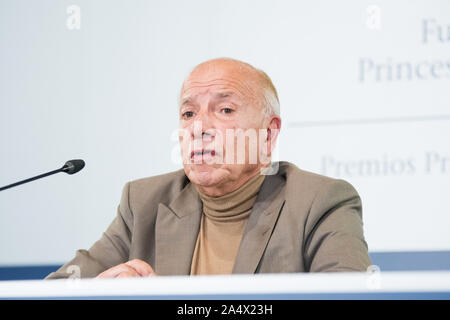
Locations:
96;259;157;278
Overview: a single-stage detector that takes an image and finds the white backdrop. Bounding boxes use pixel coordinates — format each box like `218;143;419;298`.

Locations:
0;0;449;266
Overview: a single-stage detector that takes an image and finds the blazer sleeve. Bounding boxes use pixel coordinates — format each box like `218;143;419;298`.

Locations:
303;179;372;272
44;182;134;279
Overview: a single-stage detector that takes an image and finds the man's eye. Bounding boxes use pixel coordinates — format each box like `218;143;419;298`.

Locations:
221;108;233;114
182;111;194;118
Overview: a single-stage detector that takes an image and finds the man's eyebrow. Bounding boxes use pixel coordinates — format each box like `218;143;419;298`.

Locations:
181;92;235;104
180;96;192;105
216;91;234;98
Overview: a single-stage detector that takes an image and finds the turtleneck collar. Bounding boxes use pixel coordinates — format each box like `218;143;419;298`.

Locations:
195;174;266;222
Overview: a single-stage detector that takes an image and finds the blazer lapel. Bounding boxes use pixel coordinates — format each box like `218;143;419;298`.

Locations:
154;182;202;275
232;173;286;274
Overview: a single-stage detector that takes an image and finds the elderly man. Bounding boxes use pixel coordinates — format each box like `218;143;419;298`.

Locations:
46;58;371;279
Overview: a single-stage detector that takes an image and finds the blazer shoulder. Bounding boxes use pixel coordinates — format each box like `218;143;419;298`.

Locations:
129;168;186;187
126;168;188;206
279;161;359;202
280;160;335;187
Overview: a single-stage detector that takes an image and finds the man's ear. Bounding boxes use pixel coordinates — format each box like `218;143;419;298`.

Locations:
260;115;281;163
266;116;281;152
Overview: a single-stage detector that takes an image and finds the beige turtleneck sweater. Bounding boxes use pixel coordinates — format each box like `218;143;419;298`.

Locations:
190;174;266;275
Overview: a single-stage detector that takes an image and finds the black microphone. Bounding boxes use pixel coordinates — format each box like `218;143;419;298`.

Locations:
0;159;85;192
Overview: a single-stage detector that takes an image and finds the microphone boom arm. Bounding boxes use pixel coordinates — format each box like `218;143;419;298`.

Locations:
0;159;85;192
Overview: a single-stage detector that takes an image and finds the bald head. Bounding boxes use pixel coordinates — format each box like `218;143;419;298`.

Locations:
181;58;280;117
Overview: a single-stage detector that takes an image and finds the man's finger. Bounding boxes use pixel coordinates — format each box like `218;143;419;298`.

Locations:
116;271;139;278
97;264;140;279
125;259;156;277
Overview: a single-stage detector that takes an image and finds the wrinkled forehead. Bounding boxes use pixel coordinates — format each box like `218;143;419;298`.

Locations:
180;62;262;104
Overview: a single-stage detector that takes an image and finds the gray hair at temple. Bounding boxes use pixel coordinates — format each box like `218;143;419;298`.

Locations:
256;66;280;118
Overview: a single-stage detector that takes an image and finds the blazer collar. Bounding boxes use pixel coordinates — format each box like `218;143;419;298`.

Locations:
154;182;202;275
232;173;286;274
154;170;286;275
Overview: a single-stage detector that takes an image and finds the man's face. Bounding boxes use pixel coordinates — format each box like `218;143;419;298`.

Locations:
179;61;273;195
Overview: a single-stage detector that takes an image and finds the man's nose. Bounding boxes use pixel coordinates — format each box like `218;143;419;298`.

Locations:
191;113;216;140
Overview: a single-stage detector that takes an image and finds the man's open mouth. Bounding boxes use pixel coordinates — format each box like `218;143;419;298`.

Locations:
190;149;216;159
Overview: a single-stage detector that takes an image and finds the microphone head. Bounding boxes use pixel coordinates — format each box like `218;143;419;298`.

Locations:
62;159;85;175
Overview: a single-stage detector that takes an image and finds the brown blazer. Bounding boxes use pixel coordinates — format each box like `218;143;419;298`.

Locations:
45;161;371;279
